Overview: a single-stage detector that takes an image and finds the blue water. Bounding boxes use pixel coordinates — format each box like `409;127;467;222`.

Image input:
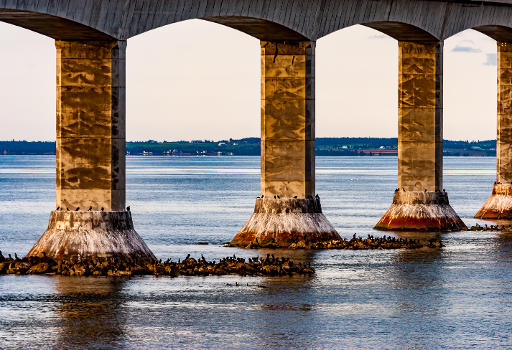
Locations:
1;156;511;350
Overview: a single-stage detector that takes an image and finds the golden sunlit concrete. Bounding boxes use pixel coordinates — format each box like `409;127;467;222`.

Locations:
376;41;466;232
232;41;339;248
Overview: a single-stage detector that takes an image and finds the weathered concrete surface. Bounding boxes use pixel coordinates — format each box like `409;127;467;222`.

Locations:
477;42;512;219
476;184;512;219
56;40;125;212
2;1;512;42
27;211;155;260
398;41;442;192
232;198;339;248
233;41;339;247
376;191;466;231
260;41;314;198
377;41;465;231
497;42;512;186
27;40;155;260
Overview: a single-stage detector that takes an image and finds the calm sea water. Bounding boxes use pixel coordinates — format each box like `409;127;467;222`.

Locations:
0;155;511;350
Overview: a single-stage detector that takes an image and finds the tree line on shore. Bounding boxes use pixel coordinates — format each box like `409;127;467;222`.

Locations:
0;138;496;156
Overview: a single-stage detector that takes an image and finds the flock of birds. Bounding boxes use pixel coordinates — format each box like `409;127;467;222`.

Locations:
54;206;131;212
0;252;314;277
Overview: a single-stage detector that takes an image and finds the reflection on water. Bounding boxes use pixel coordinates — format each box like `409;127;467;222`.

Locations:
254;250;316;349
390;248;445;349
53;277;126;350
1;156;512;349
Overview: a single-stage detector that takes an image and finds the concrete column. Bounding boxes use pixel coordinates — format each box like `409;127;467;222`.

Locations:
55;41;125;211
476;42;512;219
27;41;154;261
231;41;339;248
376;41;465;231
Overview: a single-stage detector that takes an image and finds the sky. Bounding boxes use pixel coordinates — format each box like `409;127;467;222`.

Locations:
0;19;498;141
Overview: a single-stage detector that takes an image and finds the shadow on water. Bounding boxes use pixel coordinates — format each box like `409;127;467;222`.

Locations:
52;277;126;350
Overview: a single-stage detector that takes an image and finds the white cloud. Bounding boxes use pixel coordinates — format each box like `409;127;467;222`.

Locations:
484;53;497;66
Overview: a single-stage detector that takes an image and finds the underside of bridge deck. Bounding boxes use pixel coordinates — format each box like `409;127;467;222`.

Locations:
0;9;113;40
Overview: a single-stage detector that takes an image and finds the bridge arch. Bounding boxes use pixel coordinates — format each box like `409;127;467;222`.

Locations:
361;21;437;42
474;25;512;42
0;8;114;40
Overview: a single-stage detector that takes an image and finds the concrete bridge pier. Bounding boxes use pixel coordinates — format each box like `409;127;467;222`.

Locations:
27;40;154;261
376;41;466;231
476;42;512;219
231;41;340;248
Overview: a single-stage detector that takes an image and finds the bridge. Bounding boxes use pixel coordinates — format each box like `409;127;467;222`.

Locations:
2;0;512;259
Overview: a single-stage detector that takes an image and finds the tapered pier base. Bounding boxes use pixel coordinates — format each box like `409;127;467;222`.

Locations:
475;184;512;219
231;197;340;248
26;210;155;261
375;191;466;231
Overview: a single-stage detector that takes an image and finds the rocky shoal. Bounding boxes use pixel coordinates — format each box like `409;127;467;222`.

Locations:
469;223;512;231
232;234;444;249
0;253;314;277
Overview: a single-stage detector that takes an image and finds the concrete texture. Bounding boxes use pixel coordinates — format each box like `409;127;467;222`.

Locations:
377;41;465;232
497;42;512;185
376;191;466;231
231;197;340;248
2;1;512;42
56;40;125;212
398;41;442;192
26;40;155;260
477;42;512;219
27;211;155;260
476;184;512;219
260;41;314;198
232;41;340;247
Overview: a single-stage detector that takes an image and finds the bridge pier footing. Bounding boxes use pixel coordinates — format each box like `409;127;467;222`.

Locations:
231;40;340;247
376;191;466;231
232;197;338;248
476;184;512;219
27;211;155;260
26;40;154;260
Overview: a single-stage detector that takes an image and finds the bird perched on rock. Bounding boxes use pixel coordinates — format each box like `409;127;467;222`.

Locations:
101;207;104;211
88;206;93;211
127;206;130;211
14;253;20;261
75;207;80;211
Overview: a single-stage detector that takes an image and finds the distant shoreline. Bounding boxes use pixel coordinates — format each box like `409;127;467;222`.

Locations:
0;138;497;157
